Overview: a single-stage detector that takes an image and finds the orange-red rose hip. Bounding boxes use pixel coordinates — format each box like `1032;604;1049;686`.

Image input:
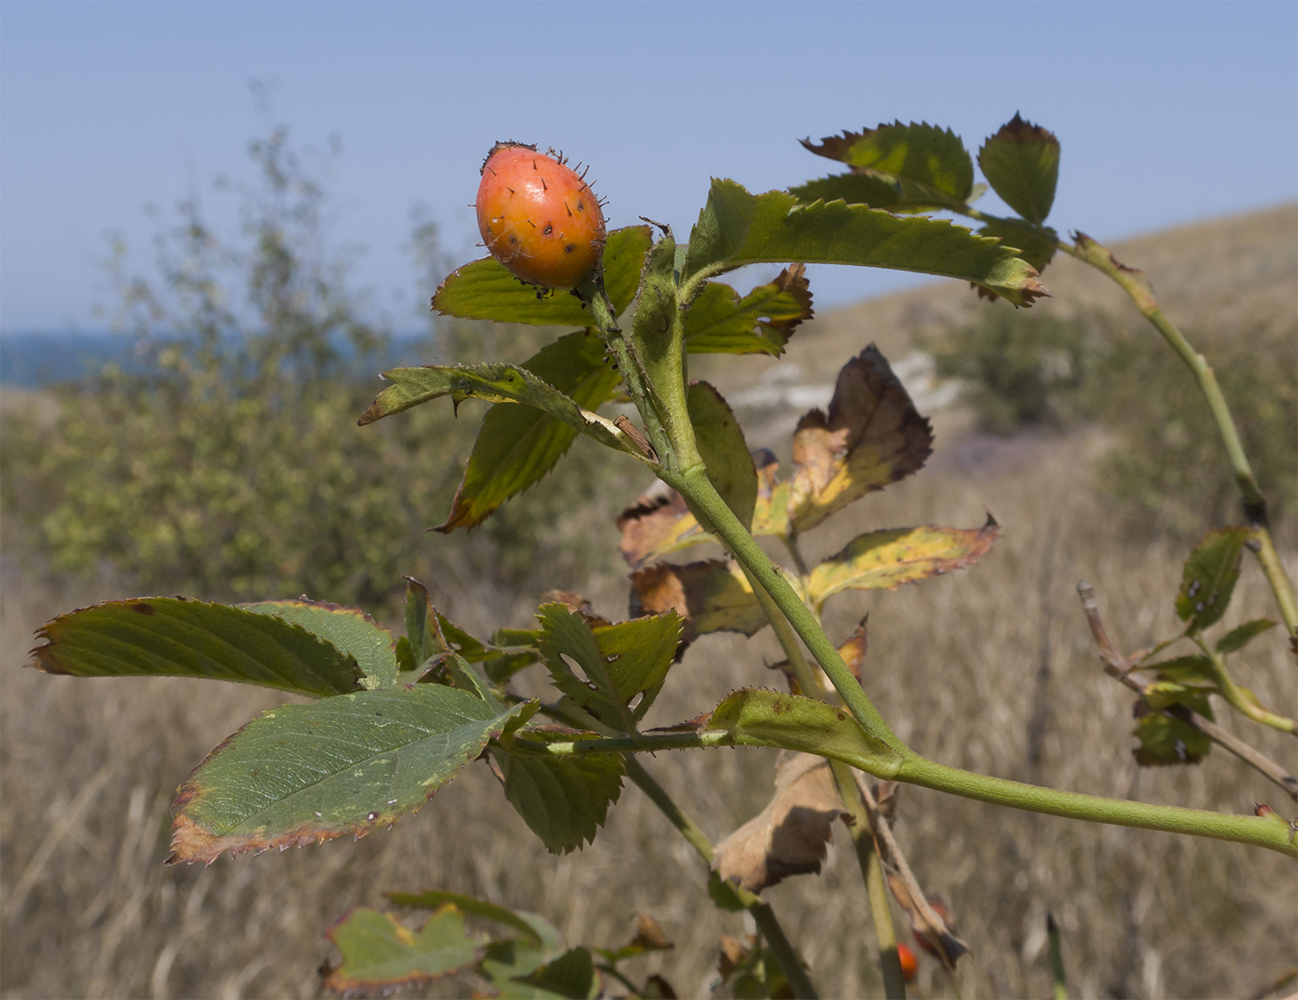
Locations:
476;142;606;289
897;943;918;982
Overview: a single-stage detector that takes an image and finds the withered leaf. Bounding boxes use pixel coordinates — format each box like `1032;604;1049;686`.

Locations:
887;876;969;971
713;753;847;893
617;489;706;569
769;620;867;695
788;346;933;533
628;559;769;643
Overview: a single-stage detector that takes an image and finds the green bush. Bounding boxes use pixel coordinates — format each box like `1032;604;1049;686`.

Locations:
928;307;1097;433
0;126;612;614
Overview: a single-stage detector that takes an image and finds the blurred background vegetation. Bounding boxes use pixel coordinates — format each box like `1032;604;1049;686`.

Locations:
1;121;1294;998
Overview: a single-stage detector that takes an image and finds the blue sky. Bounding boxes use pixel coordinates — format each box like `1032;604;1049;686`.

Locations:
2;1;1295;334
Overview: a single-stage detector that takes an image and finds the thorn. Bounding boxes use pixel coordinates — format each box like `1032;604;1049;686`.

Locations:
506;186;515;194
541;177;547;191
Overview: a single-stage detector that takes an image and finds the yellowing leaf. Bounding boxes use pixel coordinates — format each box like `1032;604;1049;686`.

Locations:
806;519;1000;611
713;753;846;893
628;559;771;643
788;346;933;533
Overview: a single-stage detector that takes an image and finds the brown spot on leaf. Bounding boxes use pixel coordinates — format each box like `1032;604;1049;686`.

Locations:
988;112;1059;149
130;602;155;615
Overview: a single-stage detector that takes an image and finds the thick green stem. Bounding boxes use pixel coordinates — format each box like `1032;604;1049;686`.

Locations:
896;754;1297;856
623;759;818;1000
667;463;901;748
1059;236;1298;644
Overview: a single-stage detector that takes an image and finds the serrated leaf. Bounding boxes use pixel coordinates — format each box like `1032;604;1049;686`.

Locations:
28;597;364;698
682;181;1047;306
386;890;546;945
629;559;771;643
713;753;846;893
438;331;621;531
240;599;398;690
704;688;902;775
805;519;1000;611
1142;680;1216;714
801;121;975;205
356;361;630;458
168;686;529;863
506;947;598;1000
537;605;682;723
432;226;652;325
977;218;1059;275
789;172;920;212
497;741;625;854
689;382;758;532
1175;527;1251;630
788;346;934;533
1141;654;1216;684
437;614;542;686
616;489;708;568
978;114;1060;225
1132;699;1212;766
403;577;448;673
684;266;813;356
1216;618;1279;655
323;904;484;993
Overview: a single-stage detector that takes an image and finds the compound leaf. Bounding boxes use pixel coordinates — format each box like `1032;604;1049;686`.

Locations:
28;597;364;699
437;331;620;531
684;266;813;356
168;686;530;864
806;520;1000;611
682;181;1046;306
240;599;397;690
1175;527;1250;631
323;904;484;993
978;114;1061;224
788;346;933;533
432;225;652;326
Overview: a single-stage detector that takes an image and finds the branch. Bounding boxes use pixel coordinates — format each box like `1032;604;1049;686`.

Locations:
1076;580;1298;800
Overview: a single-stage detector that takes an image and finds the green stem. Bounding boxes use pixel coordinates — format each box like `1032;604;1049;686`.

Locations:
622;759;819;1000
1059;235;1298;644
1192;634;1297;734
896;754;1297;856
666;463;901;748
1047;913;1068;1000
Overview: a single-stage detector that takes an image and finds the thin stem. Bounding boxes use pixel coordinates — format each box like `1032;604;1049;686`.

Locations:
667;463;902;748
1058;235;1298;643
1078;580;1298;799
1191;633;1297;734
622;759;818;1000
1047;913;1068;1000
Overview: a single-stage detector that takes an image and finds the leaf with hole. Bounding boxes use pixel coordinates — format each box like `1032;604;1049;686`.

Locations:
1175;527;1250;630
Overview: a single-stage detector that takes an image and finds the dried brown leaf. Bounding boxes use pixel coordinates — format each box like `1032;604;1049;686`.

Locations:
887;876;969;971
628;560;766;644
788;346;933;533
712;753;847;893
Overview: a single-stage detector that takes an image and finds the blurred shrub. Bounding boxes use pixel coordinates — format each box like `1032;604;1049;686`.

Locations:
1090;318;1297;540
927;308;1097;433
928;304;1296;540
0;124;611;614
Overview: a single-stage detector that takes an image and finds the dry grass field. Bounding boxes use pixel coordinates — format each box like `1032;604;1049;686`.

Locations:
2;205;1295;999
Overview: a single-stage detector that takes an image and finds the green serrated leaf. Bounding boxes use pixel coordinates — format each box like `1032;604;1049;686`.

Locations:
504;947;598;999
705;688;902;775
1175;527;1251;630
805;521;1000;611
240;599;398;690
438;331;620;531
538;605;625;723
1132;703;1212;766
976;218;1059;275
688;382;758;532
978;114;1061;225
1142;680;1216;715
789;172;914;212
684;267;814;356
403;577;448;671
497;742;625;855
801;121;975;205
1215;618;1279;655
168;686;529;864
682;181;1046;306
28;597;364;698
1141;654;1216;685
323;904;484;993
591;613;684;719
432;226;652;325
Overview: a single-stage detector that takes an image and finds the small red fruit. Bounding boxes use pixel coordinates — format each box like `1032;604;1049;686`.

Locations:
475;141;606;289
897;943;918;982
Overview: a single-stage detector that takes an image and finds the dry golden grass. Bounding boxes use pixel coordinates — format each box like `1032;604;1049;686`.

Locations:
3;206;1296;999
